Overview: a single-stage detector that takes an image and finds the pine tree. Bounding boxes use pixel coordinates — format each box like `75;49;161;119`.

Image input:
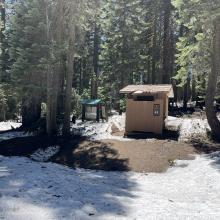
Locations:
9;0;48;126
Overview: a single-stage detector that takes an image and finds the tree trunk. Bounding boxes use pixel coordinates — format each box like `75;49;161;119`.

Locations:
63;26;75;136
46;65;58;136
91;23;99;99
0;0;7;81
191;74;196;102
45;4;58;136
162;0;172;84
205;16;220;138
57;57;65;115
151;14;157;84
183;74;190;111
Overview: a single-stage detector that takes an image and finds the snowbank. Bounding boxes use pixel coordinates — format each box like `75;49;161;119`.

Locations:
0;154;220;219
166;116;210;142
30;146;60;162
72;114;211;143
0;121;33;142
71;114;127;141
0;121;21;131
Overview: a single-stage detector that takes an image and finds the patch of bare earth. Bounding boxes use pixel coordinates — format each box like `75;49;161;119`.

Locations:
54;139;196;173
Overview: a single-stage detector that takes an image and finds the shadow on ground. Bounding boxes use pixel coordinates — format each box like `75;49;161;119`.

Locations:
125;129;179;141
53;140;129;171
210;152;220;171
190;139;220;154
0;155;136;219
0;135;129;172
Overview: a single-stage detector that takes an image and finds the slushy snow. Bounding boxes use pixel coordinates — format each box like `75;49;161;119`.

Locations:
0;154;220;220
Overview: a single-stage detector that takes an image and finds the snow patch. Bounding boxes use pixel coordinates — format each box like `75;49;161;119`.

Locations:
71;114;128;141
166;116;211;142
30;146;60;162
0;121;21;131
179;118;210;142
72;114;212;142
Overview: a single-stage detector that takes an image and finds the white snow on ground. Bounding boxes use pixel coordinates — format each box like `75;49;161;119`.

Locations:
0;121;21;131
0;122;33;142
0;113;213;143
71;113;128;141
165;116;210;142
30;146;60;162
0;153;220;220
71;113;211;142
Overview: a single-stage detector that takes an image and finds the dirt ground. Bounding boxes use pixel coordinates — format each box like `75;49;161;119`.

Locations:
55;139;196;173
0;134;219;173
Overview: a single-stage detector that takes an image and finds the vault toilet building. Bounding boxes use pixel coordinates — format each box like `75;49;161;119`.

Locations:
120;85;174;135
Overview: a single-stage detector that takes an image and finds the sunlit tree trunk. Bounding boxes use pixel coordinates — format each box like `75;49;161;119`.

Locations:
206;16;220;138
162;0;172;84
63;26;75;136
45;3;58;136
91;23;99;99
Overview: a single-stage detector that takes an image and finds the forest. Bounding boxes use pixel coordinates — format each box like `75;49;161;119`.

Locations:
0;0;220;138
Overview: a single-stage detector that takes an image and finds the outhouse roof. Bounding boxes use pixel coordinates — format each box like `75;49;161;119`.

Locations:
81;99;102;106
120;84;174;98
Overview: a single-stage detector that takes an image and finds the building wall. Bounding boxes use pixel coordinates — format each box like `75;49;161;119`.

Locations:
125;97;165;134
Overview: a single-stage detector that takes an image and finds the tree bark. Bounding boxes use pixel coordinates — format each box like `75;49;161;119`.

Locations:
162;0;172;84
0;0;7;81
46;65;58;136
63;26;75;136
91;23;99;99
205;16;220;138
45;3;58;136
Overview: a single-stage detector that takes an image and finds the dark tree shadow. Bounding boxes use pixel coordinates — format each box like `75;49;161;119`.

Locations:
190;139;220;154
0;134;129;171
190;139;220;172
204;152;220;173
0;135;61;157
53;140;129;171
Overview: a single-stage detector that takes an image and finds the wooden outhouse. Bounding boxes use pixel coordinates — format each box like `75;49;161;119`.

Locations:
120;85;174;135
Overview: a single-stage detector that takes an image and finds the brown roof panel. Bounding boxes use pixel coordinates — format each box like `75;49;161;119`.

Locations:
120;84;174;97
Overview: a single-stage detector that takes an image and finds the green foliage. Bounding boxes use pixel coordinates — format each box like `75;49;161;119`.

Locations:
0;84;20;121
8;0;48;98
173;0;220;94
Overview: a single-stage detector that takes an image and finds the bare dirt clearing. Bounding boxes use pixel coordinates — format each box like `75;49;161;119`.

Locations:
53;139;197;173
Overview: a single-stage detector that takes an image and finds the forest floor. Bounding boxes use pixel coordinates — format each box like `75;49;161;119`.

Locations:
0;113;220;219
